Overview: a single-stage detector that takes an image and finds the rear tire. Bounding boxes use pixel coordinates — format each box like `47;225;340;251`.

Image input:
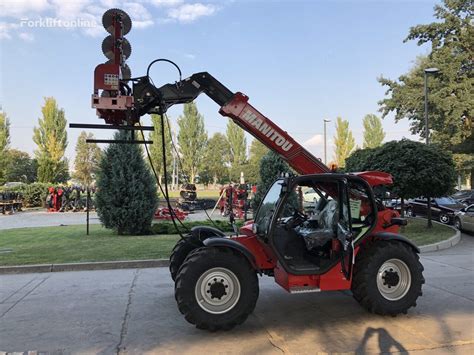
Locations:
169;238;199;281
175;247;259;330
352;241;424;316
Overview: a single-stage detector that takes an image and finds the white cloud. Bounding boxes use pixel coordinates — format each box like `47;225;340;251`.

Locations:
184;53;196;59
18;32;35;41
0;22;18;39
0;0;50;18
304;134;323;147
123;2;154;28
149;0;184;7
0;1;221;40
167;3;217;23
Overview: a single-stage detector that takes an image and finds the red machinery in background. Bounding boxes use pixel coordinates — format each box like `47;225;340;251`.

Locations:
218;183;250;219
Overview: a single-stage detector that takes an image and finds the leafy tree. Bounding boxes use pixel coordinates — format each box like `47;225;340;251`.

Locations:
345;139;456;226
5;149;37;183
149;114;172;184
95;130;158;235
73;131;102;186
0;110;10;184
345;147;380;172
363;114;386;148
177;103;207;183
242;139;269;183
204;133;229;186
226;121;247;182
252;151;291;210
33;97;69;183
378;0;473;185
333;117;355;167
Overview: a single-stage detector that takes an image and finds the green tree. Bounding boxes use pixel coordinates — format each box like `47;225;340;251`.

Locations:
333;117;355;167
33;97;69;183
177;103;207;183
226;121;247;176
95;130;158;235
0;110;10;184
378;0;473;185
73;131;102;186
5;149;37;183
243;139;269;183
149;114;172;184
204;133;229;186
345;139;456;226
252;151;291;210
363;114;385;148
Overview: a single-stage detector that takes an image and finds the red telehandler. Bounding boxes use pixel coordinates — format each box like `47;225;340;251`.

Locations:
89;9;424;331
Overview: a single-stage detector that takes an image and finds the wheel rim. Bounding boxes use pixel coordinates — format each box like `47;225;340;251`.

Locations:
376;259;411;301
195;267;241;314
406;209;412;217
454;219;461;229
439;214;449;224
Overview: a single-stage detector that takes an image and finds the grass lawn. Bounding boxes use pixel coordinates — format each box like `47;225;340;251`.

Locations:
0;217;455;266
0;225;179;266
401;217;455;246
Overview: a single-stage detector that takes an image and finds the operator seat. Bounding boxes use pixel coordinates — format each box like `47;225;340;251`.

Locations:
297;199;338;250
317;199;338;230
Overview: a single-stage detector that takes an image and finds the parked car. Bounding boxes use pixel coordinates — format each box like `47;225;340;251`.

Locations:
454;205;474;232
451;190;474;206
406;197;466;224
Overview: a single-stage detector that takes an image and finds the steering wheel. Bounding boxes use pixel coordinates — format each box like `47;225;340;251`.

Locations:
285;207;307;229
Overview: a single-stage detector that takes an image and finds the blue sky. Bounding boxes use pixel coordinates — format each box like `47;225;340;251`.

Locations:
0;0;438;165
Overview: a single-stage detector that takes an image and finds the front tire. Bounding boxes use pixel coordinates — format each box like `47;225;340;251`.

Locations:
352;241;424;316
175;247;259;330
439;213;450;224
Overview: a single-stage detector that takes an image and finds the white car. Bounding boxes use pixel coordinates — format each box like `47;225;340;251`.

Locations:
454;205;474;233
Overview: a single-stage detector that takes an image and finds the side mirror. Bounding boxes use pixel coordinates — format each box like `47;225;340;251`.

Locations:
460;208;466;212
391;217;408;226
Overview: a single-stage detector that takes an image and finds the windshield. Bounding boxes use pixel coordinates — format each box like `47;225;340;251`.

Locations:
254;179;284;235
435;197;459;205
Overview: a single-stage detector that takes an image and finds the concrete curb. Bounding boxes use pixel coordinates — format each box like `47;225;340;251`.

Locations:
0;259;170;275
419;222;461;253
0;221;461;274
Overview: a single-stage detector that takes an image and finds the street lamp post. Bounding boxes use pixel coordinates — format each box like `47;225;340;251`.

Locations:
323;119;331;165
424;67;440;228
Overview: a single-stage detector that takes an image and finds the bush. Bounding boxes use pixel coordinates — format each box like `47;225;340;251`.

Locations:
95;130;158;235
151;219;243;235
0;182;50;207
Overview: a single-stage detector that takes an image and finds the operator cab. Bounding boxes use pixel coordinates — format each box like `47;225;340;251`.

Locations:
254;175;377;275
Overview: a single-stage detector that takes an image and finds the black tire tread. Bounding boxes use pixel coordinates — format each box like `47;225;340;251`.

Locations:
175;247;259;331
169;238;198;281
352;241;424;316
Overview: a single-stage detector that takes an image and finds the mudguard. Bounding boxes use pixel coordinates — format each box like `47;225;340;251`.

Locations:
190;226;226;241
372;232;420;253
203;237;258;270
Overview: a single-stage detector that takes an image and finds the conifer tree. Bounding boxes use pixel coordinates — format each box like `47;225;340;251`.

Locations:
95;130;158;235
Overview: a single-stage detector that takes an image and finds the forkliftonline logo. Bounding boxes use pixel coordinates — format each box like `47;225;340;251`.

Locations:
241;109;293;152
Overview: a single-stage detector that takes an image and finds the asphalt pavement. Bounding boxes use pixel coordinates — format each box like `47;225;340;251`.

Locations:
0;234;473;354
0;210;224;230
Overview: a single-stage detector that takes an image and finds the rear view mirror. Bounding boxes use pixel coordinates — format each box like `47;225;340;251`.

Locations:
391;217;407;226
